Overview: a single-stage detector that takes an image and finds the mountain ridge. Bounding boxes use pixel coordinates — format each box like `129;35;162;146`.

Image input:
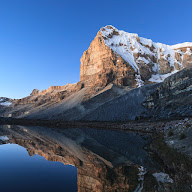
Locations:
1;25;192;121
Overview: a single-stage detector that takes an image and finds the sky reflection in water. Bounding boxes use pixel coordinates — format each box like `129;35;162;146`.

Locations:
0;143;77;192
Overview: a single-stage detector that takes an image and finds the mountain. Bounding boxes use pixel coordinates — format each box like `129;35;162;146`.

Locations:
80;25;192;88
1;25;192;120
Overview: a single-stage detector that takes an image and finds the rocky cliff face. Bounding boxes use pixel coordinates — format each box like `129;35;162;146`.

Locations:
80;25;192;88
80;68;192;121
144;67;192;119
80;30;136;87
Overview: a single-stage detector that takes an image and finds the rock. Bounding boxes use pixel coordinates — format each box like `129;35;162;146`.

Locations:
80;30;136;87
144;67;192;118
30;89;39;96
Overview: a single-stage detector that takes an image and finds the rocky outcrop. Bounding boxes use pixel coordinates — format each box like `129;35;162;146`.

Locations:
30;89;40;96
15;83;77;106
143;67;192;119
171;43;192;68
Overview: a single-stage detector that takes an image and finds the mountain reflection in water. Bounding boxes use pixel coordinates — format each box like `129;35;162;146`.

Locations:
0;125;156;192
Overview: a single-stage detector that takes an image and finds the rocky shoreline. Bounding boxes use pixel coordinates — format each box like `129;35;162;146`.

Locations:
0;116;189;132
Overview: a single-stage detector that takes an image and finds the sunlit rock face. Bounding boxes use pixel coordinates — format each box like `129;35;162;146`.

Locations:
80;30;136;87
80;25;192;88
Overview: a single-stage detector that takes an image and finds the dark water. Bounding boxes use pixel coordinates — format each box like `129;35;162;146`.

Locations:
0;125;156;192
0;144;77;192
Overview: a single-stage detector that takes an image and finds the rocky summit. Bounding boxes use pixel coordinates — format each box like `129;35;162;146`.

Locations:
80;25;192;88
0;25;192;121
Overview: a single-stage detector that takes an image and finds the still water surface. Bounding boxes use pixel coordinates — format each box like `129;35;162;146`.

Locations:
0;143;77;192
0;125;155;192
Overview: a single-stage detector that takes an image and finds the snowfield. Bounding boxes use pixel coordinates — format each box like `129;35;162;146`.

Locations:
149;70;179;83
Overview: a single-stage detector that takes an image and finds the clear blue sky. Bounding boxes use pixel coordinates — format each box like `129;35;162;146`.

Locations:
1;0;192;99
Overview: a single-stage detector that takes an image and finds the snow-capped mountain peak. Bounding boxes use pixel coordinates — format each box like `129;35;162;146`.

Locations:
100;25;192;84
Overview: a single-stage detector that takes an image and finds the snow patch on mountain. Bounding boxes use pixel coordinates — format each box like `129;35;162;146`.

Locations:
170;42;192;50
134;166;147;192
153;172;173;183
0;98;12;106
135;74;144;87
185;48;192;55
149;70;179;83
0;101;12;106
136;56;150;64
0;136;9;141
